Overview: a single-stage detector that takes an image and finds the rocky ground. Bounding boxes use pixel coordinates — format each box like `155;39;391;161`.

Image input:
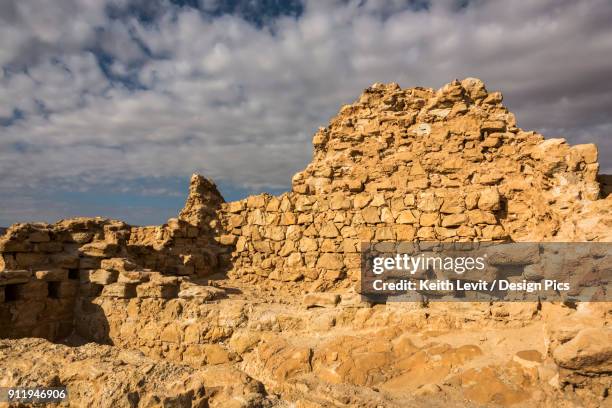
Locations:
1;278;610;407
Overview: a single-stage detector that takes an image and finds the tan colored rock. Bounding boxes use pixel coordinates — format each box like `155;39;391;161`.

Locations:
478;188;500;211
420;212;439;227
362;207;380;224
316;253;343;270
441;213;467;227
303;292;340;308
553;328;612;373
89;269;119;285
101;282;136;298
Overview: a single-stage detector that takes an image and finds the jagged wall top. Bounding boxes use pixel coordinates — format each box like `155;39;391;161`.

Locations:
288;78;602;240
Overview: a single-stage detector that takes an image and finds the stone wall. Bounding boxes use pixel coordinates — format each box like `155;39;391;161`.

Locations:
1;78;611;338
0;269;77;339
218;78;609;288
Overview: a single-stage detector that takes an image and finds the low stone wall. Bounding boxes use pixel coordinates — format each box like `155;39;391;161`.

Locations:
0;269;78;340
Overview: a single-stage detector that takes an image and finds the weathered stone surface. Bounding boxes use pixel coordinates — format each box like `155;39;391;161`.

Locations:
303;292;340;308
553;328;612;373
89;269;119;285
0;270;32;285
101;282;137;298
35;269;69;281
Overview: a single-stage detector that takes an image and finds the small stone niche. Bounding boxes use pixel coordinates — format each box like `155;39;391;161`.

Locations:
68;268;79;280
48;281;61;299
4;284;20;302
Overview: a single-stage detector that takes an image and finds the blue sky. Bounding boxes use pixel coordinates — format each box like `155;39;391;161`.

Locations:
1;0;612;226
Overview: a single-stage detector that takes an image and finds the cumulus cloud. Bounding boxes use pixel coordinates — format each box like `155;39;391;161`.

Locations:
1;0;611;225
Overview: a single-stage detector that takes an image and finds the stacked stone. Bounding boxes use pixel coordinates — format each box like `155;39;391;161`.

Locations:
127;174;228;277
0;217;130;275
217;78;603;285
291;78;600;240
0;78;608;293
0;269;78;340
220;187;508;286
74;267;232;366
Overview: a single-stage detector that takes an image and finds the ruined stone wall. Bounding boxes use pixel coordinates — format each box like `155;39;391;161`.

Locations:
217;79;609;288
1;78;611;339
0;270;77;340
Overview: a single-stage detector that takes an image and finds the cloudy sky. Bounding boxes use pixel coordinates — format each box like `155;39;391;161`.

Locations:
1;0;611;226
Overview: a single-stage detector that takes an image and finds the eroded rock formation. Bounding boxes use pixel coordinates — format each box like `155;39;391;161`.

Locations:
0;78;610;407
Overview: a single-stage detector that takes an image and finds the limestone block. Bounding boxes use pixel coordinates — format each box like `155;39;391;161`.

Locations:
478;188;500;211
266;197;281;212
465;192;480;210
277;241;294;257
420;212;440;227
569;143;598;164
14;281;48;300
442;213;467;227
136;281;178;299
297;213;313;224
316;254;344;270
35;269;69;281
218;234;238;246
299;238;318;252
441;197;465;214
178;284;224;301
15;252;47;268
79;242;118;257
280;212;297;225
380;207;394;223
100;258;137;272
417;227;436;240
329;194;351;210
55;281;79;298
481;225;506;240
417;194;442;212
0;270;32;285
246;195;267;208
227;201;245;213
467;210;497;225
353;194;372;209
319;224;339;238
396;210;418;224
303;292;340;308
553;328;612;373
394;225;416;241
481;120;506;132
404;194;416;206
101;282;137;298
89;269;119;285
362;207;380;224
0;239;31;252
374;227;395;241
347;180;363;192
435;227;457;239
253;240;273;254
286;253;303;267
320;239;339;253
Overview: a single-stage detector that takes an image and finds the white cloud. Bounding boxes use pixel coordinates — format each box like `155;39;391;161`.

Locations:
1;0;611;225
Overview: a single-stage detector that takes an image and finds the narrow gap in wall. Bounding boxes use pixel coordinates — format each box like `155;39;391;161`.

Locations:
4;284;20;302
48;281;61;299
68;269;79;280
